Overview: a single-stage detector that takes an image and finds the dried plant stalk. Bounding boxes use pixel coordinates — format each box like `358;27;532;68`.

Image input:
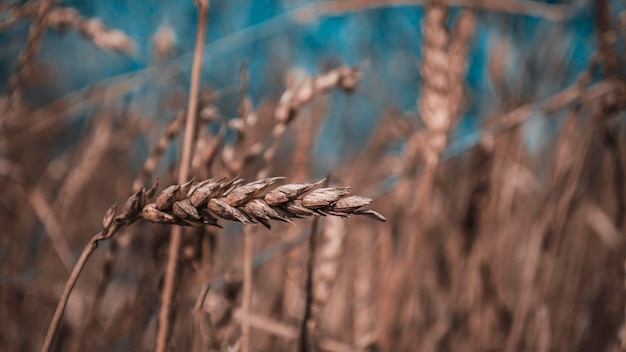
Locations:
220;64;261;176
27;186;74;272
409;0;474;226
415;0;451;213
594;0;618;76
132;111;185;192
4;0;56;125
300;197;325;352
41;204;121;352
274;65;361;127
56;111;114;218
313;217;346;336
40;175;384;350
448;10;476;120
259;65;361;177
353;223;377;350
76;107;211;349
191;107;223;177
279;88;330;340
8;4;135;54
241;226;253;352
156;0;209;350
72;234;119;351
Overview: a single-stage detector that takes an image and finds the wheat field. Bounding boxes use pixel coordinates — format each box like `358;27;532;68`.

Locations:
1;0;626;351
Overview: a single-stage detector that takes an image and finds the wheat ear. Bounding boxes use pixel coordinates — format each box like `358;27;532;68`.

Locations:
41;176;384;350
259;65;362;178
137;177;385;227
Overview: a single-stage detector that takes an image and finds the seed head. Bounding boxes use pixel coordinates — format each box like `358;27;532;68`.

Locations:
136;177;384;228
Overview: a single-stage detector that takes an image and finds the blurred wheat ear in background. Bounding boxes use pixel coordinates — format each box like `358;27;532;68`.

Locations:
1;0;626;351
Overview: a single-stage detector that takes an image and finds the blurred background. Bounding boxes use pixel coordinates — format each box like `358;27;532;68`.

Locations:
1;0;626;351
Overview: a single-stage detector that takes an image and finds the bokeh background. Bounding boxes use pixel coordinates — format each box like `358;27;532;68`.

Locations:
1;0;626;351
0;0;609;167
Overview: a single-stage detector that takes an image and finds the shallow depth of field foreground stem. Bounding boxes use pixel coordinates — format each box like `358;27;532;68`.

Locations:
156;0;210;351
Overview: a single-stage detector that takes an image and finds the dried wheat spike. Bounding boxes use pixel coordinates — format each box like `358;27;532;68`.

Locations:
448;10;476;120
133;177;386;229
12;5;135;54
275;65;362;125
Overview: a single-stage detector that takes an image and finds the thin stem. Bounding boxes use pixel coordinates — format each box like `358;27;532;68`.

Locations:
300;215;320;352
2;0;56;127
73;235;120;352
594;0;618;76
22;183;74;272
192;283;212;352
41;223;122;352
300;176;329;352
194;283;211;312
155;1;209;351
241;226;253;352
192;232;215;352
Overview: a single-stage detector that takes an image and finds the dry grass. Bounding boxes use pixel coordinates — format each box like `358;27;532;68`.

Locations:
1;1;626;352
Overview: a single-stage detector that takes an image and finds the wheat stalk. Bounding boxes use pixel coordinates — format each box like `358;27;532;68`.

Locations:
274;65;361;127
415;0;451;210
41;176;384;350
448;10;475;121
56;111;114;219
3;0;56;126
353;222;378;350
156;0;209;350
132;111;185;192
2;1;134;125
41;204;119;352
